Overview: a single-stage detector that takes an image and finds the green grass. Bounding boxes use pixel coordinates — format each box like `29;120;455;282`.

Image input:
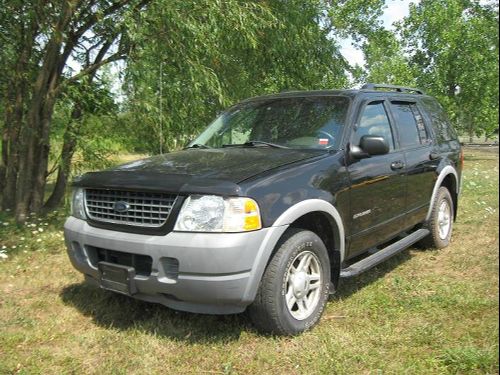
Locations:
0;149;498;374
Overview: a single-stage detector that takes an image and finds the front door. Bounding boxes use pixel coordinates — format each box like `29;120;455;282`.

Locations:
346;100;407;257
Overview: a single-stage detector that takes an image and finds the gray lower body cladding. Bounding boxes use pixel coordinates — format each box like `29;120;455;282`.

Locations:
64;217;288;314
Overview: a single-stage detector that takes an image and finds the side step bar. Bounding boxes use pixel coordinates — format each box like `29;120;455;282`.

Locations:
340;229;430;278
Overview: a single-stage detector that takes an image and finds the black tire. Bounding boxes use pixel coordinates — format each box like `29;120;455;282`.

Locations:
248;228;330;335
420;186;454;249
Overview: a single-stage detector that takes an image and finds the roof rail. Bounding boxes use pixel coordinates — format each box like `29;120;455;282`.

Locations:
361;83;425;95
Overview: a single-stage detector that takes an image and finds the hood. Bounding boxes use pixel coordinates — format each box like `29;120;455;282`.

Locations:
74;147;327;195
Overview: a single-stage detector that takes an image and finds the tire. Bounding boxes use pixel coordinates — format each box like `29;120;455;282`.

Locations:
248;228;330;335
420;186;454;249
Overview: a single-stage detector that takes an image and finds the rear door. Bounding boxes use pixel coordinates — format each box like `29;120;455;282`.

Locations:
388;100;437;227
347;99;407;257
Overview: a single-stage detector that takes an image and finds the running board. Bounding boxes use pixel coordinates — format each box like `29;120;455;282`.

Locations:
340;229;430;278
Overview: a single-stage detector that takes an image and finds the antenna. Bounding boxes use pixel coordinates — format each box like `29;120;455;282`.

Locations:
159;61;164;154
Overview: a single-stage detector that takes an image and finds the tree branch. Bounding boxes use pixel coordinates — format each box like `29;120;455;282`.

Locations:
60;51;125;89
73;0;132;39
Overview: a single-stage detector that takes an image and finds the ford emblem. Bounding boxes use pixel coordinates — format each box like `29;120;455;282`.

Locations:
113;201;130;213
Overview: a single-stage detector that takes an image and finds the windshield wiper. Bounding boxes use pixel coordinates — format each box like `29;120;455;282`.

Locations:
223;140;289;149
185;143;212;149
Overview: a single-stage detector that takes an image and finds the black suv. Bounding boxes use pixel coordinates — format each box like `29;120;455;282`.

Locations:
64;84;463;335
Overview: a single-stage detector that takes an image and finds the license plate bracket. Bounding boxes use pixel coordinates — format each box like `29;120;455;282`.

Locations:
98;262;137;295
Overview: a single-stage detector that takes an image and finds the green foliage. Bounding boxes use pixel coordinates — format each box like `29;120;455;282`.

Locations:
122;0;387;153
400;0;499;138
356;28;417;86
121;0;274;152
328;0;386;40
356;0;498;139
3;0;498;215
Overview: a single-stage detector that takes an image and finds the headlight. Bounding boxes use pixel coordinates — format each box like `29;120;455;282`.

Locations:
71;188;87;220
174;195;262;232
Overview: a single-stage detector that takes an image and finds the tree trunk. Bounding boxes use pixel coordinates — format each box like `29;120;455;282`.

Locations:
2;83;25;210
14;3;75;222
15;60;58;222
3;0;139;222
468;121;474;144
43;40;112;212
31;90;59;213
43;106;82;211
1;26;34;211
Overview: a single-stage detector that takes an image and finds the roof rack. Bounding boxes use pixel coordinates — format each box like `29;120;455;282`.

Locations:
361;83;425;95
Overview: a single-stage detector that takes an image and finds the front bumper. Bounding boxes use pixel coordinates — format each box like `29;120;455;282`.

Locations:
64;217;287;314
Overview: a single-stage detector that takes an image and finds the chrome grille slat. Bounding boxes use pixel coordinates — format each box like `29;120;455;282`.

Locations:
86;205;170;214
85;189;176;227
86;200;174;209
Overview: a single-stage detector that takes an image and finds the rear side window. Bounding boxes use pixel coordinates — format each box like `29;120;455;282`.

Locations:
353;102;395;151
420;98;457;143
390;102;430;148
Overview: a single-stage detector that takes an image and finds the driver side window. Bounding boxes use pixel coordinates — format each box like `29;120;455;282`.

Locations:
353;102;395;151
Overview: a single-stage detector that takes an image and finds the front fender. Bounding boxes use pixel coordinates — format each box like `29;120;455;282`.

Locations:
241;199;346;304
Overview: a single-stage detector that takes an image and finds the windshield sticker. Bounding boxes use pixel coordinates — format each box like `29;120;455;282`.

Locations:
318;138;329;145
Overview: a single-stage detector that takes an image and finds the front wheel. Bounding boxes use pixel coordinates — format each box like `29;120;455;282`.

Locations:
248;229;330;335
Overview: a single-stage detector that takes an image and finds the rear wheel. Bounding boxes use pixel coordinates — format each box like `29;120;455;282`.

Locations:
248;229;330;335
420;186;454;249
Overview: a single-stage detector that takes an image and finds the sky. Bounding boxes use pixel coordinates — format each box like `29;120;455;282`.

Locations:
340;0;420;66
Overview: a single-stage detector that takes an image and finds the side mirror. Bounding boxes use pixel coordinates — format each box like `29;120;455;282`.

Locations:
350;135;390;159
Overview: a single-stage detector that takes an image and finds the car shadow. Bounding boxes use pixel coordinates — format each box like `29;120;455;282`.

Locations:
60;283;251;343
61;247;420;340
331;247;416;300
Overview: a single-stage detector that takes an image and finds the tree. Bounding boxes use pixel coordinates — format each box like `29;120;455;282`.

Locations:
356;28;417;86
400;0;499;140
1;0;389;221
123;0;388;153
0;0;150;222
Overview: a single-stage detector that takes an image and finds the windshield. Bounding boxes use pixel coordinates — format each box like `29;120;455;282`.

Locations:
189;96;350;150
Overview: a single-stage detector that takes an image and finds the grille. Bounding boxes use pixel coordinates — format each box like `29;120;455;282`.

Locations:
85;189;177;227
86;246;153;276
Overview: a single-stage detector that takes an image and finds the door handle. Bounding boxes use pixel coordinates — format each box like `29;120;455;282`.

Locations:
390;161;405;170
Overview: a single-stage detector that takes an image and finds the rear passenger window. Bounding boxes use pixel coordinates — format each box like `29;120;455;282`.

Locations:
353;102;395;151
421;98;457;142
391;102;430;148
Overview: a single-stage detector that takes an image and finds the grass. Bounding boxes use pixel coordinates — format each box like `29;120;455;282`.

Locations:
0;148;498;374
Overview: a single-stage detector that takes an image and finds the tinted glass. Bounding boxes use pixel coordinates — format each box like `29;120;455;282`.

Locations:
190;96;350;149
353;102;395;151
421;97;457;142
391;102;422;148
411;104;432;145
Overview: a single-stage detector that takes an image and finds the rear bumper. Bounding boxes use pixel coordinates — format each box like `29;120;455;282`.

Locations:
64;217;288;314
